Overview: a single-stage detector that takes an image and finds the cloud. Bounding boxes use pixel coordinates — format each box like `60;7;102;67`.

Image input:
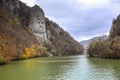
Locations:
20;0;35;7
22;0;120;42
75;0;109;9
110;0;120;4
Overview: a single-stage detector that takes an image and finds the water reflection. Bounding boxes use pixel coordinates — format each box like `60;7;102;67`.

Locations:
0;55;120;80
88;58;120;80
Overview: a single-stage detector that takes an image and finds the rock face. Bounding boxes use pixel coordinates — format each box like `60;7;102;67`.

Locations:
110;15;120;38
0;0;39;57
29;5;47;43
1;0;19;15
45;18;84;55
0;0;84;61
87;15;120;59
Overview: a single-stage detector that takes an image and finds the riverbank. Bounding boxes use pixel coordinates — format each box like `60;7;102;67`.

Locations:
0;53;84;65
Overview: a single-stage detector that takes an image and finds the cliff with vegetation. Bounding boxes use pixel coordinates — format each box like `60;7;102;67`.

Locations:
45;18;84;56
87;15;120;59
0;0;84;64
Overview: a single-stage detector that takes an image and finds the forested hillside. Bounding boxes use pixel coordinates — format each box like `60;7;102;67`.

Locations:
87;15;120;59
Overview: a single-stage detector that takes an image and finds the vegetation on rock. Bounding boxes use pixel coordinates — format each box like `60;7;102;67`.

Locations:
87;15;120;59
45;18;84;56
19;45;49;59
0;0;84;64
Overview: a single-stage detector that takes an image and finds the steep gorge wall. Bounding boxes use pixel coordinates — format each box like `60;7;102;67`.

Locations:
109;15;120;38
87;14;120;59
29;5;47;43
0;0;84;62
1;0;47;44
45;18;84;55
0;0;40;59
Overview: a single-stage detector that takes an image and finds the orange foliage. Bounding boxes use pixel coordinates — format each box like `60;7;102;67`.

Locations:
19;45;48;59
0;35;16;61
24;48;30;58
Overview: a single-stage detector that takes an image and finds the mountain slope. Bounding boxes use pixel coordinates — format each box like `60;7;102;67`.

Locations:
110;15;120;38
87;15;120;59
0;0;84;64
80;35;108;47
45;18;84;55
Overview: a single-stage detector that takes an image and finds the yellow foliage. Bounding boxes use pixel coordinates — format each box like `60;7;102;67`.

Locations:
14;18;20;25
19;48;30;59
24;48;30;58
19;44;48;59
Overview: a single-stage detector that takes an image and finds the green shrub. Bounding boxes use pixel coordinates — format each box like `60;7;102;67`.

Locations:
0;54;9;65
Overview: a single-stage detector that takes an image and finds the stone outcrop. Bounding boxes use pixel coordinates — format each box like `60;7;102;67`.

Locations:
110;15;120;38
29;5;47;43
0;0;84;61
0;0;40;59
1;0;19;16
87;14;120;59
45;18;84;55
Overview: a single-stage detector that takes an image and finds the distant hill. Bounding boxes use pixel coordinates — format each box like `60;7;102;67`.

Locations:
80;35;108;47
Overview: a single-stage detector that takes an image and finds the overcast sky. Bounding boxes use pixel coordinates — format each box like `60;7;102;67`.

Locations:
20;0;120;42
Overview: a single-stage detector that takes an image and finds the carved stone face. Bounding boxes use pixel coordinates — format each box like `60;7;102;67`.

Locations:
30;17;47;43
32;19;45;33
29;8;47;43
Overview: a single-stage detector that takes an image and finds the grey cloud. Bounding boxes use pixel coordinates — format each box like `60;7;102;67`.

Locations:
110;0;120;4
36;0;120;41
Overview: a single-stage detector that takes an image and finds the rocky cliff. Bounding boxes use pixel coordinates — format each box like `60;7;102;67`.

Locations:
87;14;120;59
45;18;84;55
109;15;120;38
29;5;47;43
0;0;84;64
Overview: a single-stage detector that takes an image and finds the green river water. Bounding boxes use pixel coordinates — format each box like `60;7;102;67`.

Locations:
0;55;120;80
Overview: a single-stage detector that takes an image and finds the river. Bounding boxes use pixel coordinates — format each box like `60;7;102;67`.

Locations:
0;55;120;80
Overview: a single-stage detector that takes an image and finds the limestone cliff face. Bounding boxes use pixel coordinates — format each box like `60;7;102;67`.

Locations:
0;0;40;60
1;0;19;16
110;15;120;38
45;18;84;55
0;0;84;61
29;5;47;43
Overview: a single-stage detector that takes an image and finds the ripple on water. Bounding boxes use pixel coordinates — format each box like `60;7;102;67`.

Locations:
0;55;120;80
